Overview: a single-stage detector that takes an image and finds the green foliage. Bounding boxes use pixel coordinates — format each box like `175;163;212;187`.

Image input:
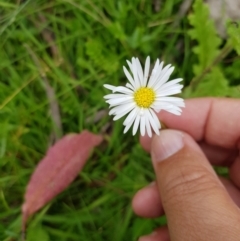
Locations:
85;39;119;74
27;223;50;241
227;21;240;55
186;0;230;97
190;67;229;97
188;0;222;74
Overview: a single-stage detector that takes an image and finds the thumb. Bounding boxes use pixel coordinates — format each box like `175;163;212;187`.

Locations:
151;130;240;241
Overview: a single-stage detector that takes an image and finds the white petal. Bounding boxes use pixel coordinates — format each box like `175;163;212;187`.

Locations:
154;108;161;113
147;109;160;135
149;109;161;129
158;78;183;91
143;56;150;87
155;97;185;107
140;113;146;136
145;115;152;137
153;59;160;73
152;103;173;111
154;102;183;112
123;107;138;126
123;107;140;133
113;86;134;95
126;83;135;90
109;102;135;115
123;66;136;88
127;60;133;71
152;66;174;90
113;112;128;121
147;59;160;85
149;64;171;88
158;84;183;94
113;103;135;120
157;88;182;96
106;97;133;106
124;123;132;134
135;58;144;86
103;84;116;91
104;93;131;99
153;101;184;111
132;58;141;89
163;105;182;113
165;109;182;115
156;96;184;102
148;61;165;88
132;115;140;135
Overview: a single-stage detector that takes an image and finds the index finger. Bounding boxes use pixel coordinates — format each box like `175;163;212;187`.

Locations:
143;98;240;149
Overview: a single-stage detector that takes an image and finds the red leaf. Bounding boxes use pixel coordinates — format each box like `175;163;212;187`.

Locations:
22;130;103;228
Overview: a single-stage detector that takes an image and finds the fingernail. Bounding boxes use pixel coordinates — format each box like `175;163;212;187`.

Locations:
151;130;184;163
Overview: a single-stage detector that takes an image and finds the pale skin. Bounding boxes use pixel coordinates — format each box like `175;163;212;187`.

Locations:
132;98;240;241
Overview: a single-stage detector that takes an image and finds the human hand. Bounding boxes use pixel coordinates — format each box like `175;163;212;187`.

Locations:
132;98;240;241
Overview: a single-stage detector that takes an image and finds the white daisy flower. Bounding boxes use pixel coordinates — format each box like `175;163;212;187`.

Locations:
103;56;185;137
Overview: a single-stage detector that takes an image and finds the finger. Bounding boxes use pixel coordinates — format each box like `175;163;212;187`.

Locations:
151;130;240;240
230;156;240;189
140;133;152;152
132;182;163;218
132;177;240;218
219;177;240;207
198;142;237;166
159;98;240;148
138;226;169;241
141;98;240;150
141;136;238;166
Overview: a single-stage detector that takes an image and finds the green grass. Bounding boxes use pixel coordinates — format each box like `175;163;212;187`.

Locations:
0;0;239;240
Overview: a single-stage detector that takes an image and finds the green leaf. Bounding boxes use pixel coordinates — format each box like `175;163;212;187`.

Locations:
225;59;240;86
85;39;119;74
189;67;229;97
187;0;229;97
107;21;126;41
188;0;222;74
227;21;240;55
27;223;49;241
227;86;240;98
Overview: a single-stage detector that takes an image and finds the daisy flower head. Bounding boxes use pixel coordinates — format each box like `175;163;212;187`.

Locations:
103;56;185;137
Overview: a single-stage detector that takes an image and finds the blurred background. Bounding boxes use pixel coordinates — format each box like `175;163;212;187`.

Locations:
0;0;240;240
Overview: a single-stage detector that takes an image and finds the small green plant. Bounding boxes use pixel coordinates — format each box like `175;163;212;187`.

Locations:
185;0;240;97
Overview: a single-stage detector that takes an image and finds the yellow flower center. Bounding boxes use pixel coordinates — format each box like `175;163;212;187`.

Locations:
134;87;155;108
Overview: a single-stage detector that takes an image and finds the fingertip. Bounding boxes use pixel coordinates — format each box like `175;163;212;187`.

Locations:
132;182;163;218
138;227;169;241
156;98;211;141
